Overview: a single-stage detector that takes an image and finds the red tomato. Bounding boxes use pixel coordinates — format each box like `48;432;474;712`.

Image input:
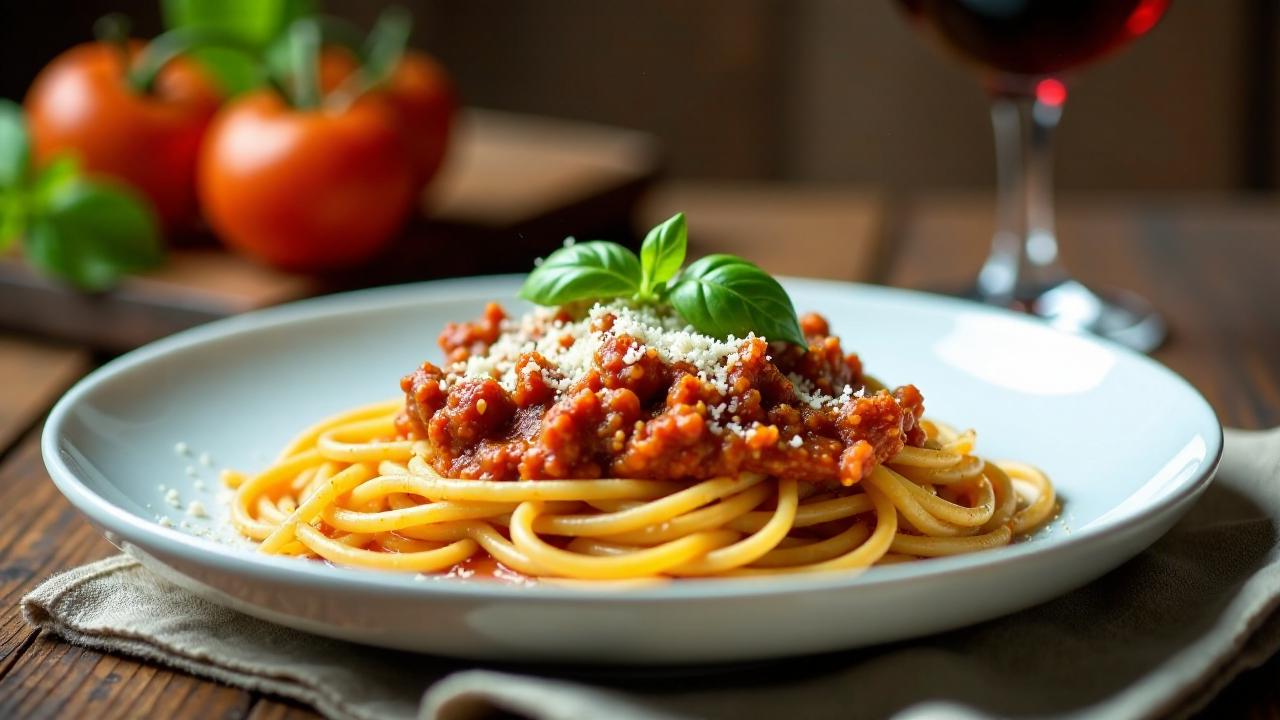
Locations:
319;48;455;191
385;51;455;189
25;41;221;230
196;90;415;270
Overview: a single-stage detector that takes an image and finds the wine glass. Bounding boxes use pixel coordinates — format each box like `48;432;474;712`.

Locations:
896;0;1171;352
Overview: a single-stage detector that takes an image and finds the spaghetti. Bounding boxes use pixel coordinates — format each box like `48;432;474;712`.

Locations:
226;301;1056;583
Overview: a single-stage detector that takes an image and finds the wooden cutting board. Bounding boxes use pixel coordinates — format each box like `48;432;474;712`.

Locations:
0;109;661;351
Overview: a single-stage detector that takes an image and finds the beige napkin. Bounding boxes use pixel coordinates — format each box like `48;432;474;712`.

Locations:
22;428;1280;720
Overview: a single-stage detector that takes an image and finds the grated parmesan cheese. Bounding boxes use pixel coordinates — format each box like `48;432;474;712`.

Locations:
444;301;853;438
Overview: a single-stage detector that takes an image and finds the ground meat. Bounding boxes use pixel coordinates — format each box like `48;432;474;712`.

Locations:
835;391;910;484
398;362;446;438
519;382;646;479
512;352;557;407
895;384;927;447
595;334;668;402
438;302;506;364
399;306;927;485
799;312;829;337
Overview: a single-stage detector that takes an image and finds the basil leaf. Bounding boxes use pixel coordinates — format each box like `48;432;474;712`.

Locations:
0;189;24;250
26;179;162;291
639;212;686;297
670;254;806;345
0;99;30;189
162;0;314;95
519;241;642;305
163;0;314;46
31;153;80;210
182;47;264;97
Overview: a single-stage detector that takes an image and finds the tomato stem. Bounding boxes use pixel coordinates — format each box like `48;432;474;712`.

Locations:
126;27;255;95
362;6;412;87
313;16;368;58
286;18;323;110
93;13;134;78
325;7;412;112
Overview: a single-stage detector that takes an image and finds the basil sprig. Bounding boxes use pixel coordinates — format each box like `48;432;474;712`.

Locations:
520;239;642;303
0;101;162;291
669;254;807;345
519;212;806;346
638;211;685;298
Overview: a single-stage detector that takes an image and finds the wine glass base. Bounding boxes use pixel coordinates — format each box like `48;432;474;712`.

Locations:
967;280;1167;354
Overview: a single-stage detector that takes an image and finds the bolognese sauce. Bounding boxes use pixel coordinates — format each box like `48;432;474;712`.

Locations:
398;301;926;487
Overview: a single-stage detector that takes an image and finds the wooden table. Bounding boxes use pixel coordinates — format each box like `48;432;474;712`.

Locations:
0;190;1277;718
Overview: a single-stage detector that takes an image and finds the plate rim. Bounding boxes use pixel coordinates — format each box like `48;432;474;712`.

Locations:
41;275;1224;602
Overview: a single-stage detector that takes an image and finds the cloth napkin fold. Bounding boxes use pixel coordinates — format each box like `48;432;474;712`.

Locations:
22;428;1280;720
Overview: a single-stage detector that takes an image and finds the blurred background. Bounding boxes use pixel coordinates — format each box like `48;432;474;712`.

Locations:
3;0;1276;191
0;0;1277;358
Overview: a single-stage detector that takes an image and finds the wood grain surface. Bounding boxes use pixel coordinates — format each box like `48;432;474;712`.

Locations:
0;191;1277;719
0;336;86;452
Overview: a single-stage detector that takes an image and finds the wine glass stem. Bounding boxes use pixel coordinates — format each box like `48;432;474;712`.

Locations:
977;90;1069;306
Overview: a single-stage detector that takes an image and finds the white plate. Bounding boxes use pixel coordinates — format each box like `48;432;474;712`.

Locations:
43;276;1222;664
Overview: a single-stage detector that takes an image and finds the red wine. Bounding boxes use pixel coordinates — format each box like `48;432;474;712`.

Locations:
898;0;1170;76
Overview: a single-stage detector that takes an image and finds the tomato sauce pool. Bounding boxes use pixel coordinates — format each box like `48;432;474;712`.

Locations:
441;554;534;585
